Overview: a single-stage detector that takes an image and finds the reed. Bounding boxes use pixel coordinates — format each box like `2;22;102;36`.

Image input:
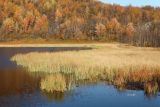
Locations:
144;82;159;96
40;74;67;92
11;43;160;93
40;74;75;92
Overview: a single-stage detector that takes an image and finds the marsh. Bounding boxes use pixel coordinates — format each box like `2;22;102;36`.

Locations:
0;44;160;107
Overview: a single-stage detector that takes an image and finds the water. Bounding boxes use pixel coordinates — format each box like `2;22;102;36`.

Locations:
0;47;160;107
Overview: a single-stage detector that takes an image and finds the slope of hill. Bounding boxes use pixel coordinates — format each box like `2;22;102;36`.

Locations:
0;0;160;46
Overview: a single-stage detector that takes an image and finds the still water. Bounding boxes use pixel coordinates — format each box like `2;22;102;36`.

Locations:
0;47;159;107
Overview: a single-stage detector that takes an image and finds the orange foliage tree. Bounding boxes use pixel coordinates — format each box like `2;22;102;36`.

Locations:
95;23;106;39
125;22;135;37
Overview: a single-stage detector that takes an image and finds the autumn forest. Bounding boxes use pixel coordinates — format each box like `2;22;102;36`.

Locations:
0;0;160;47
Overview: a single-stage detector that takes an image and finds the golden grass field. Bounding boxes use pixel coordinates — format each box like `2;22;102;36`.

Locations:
11;43;160;93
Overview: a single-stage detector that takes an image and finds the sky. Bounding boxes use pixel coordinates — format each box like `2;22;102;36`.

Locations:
100;0;160;7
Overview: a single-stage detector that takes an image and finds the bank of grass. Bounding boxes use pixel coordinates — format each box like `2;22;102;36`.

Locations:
11;43;160;93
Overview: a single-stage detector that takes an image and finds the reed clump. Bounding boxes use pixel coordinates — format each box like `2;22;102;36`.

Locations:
40;74;67;92
40;74;75;92
144;82;159;96
112;69;160;93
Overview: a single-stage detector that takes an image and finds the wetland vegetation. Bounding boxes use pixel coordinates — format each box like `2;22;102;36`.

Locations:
11;44;160;96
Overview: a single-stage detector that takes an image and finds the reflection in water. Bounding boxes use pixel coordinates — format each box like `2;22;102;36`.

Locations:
0;68;39;96
42;91;65;102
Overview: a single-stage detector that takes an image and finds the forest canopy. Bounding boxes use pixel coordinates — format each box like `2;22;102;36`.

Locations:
0;0;160;46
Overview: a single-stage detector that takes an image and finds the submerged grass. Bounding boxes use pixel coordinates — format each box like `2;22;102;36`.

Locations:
11;43;160;94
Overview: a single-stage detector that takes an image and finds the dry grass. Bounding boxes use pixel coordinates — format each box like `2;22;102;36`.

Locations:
40;74;74;92
11;43;160;93
40;74;67;92
144;82;159;96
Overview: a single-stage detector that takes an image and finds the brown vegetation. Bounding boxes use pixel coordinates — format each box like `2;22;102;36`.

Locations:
0;0;160;46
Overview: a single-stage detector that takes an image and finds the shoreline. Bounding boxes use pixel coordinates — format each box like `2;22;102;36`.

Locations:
0;42;159;51
0;44;109;48
0;42;120;48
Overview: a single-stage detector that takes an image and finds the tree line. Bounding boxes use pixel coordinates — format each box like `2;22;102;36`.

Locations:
0;0;160;47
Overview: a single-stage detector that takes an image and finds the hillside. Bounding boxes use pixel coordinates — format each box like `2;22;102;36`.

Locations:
0;0;160;46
